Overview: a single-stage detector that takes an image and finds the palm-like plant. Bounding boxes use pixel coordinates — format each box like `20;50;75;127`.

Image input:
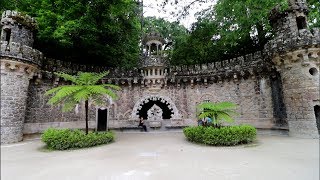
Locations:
197;101;238;128
45;71;120;134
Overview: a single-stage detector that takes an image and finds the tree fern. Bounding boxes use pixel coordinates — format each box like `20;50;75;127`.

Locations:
197;101;239;127
45;71;120;134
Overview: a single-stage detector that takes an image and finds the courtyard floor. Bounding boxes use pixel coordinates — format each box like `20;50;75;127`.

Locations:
1;132;319;180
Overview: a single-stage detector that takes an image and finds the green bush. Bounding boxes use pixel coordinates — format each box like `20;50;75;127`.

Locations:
183;125;256;146
41;128;114;150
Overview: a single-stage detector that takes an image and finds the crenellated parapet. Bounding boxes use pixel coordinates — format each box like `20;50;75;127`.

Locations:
265;28;320;58
1;10;37;30
0;41;43;66
168;51;272;86
1;10;37;47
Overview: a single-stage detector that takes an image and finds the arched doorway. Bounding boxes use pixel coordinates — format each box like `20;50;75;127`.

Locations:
131;95;181;119
137;99;173;119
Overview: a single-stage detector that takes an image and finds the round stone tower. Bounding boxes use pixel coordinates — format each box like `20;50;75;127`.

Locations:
0;10;42;143
266;0;320;138
141;31;168;90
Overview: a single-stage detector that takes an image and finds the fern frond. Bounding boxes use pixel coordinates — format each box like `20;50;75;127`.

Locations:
62;97;78;112
44;86;64;96
73;89;91;102
54;72;78;84
216;112;235;123
47;86;82;105
197;101;238;125
91;71;109;85
86;85;118;100
103;84;121;90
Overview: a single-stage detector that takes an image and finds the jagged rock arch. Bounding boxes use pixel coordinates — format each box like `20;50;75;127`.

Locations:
131;95;181;119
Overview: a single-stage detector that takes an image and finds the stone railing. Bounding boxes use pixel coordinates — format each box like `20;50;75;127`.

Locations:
40;51;271;84
141;55;168;68
41;58;142;78
265;28;320;56
168;51;271;82
0;41;43;66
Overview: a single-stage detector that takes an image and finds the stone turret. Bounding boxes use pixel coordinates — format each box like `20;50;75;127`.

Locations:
266;0;320;138
0;10;42;144
141;31;168;90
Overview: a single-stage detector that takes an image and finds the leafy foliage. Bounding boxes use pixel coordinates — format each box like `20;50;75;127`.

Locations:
45;71;120;134
163;0;320;65
308;0;320;29
45;71;120;112
1;0;141;68
41;128;114;150
197;101;238;127
1;0;319;67
183;125;257;146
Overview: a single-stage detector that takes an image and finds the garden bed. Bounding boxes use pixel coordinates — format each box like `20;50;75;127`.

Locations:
183;125;257;146
41;128;114;150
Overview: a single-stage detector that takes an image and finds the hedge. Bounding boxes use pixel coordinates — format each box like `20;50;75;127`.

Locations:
41;128;114;150
183;125;256;146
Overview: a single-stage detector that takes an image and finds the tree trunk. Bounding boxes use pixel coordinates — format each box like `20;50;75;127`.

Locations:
85;100;89;135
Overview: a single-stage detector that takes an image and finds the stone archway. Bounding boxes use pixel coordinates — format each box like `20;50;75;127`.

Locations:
131;95;181;119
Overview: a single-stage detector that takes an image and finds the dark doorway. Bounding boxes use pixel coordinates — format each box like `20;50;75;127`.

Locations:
296;16;307;30
314;105;320;135
97;109;108;131
137;100;173;119
2;29;11;42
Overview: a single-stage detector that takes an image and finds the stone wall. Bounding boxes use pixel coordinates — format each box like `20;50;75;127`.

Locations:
23;78;97;134
23;70;276;133
0;58;37;143
272;48;320;138
105;76;275;129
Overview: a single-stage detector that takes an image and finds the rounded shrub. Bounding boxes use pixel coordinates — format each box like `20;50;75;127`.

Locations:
41;128;114;150
183;125;257;146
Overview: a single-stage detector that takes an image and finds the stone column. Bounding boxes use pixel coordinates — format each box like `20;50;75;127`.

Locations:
1;58;38;143
273;48;320;138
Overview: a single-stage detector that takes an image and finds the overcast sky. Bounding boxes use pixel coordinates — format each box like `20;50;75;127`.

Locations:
143;0;217;29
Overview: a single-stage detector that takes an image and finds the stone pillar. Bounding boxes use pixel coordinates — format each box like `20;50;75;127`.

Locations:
1;59;38;143
272;48;320;138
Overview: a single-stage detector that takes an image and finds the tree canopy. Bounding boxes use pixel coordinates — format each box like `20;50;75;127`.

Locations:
1;0;141;68
1;0;319;67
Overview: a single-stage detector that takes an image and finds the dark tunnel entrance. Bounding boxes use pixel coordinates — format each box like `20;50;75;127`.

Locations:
137;100;173;119
314;105;320;135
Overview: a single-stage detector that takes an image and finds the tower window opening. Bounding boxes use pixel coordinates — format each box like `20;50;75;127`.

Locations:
296;16;307;30
150;43;157;55
3;29;11;42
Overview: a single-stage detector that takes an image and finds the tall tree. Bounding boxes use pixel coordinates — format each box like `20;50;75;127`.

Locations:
1;0;141;68
45;71;120;134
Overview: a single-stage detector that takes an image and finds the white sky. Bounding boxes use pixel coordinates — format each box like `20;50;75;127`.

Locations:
143;0;217;29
